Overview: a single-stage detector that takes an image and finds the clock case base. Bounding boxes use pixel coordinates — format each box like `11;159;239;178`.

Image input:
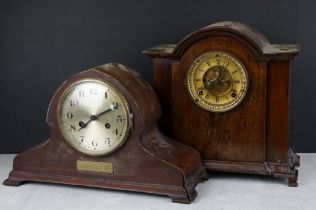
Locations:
3;63;207;204
143;22;300;187
204;148;299;187
4;135;206;203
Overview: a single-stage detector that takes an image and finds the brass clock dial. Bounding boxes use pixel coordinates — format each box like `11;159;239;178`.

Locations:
58;79;131;156
187;51;248;112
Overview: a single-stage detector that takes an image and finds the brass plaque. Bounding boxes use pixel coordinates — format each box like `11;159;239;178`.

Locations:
77;160;113;173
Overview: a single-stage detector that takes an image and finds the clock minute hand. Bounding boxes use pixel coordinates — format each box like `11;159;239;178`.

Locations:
95;107;113;118
78;107;113;130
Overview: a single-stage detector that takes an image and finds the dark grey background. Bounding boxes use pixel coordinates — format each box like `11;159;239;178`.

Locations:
0;0;315;153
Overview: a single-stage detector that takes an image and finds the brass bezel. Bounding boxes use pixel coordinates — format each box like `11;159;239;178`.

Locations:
57;78;132;156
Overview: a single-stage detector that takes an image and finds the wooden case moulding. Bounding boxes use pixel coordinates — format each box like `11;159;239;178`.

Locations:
143;21;300;186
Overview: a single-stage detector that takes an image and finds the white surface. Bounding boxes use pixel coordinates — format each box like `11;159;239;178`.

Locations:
0;154;315;210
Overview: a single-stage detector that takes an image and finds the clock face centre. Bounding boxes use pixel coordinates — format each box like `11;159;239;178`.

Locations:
202;65;233;96
58;79;131;156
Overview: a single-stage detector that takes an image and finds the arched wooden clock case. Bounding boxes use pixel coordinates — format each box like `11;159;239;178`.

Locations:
3;63;207;203
143;21;301;186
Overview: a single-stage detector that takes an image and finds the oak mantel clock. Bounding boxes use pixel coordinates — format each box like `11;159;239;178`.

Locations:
3;63;207;203
143;21;300;186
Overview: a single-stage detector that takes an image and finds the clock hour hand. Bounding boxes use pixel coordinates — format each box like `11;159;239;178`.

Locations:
78;107;113;130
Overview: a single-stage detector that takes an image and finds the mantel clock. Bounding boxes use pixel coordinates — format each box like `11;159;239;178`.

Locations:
4;63;207;203
144;21;300;186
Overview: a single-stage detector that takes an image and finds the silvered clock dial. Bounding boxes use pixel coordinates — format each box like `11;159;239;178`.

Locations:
58;79;131;156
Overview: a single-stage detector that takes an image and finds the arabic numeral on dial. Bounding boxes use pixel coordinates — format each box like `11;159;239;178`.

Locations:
79;136;84;144
104;91;107;99
66;112;73;119
112;102;119;110
79;90;85;98
113;128;118;135
105;138;111;147
68;125;76;132
92;141;98;150
80;136;84;142
116;115;125;123
70;99;79;106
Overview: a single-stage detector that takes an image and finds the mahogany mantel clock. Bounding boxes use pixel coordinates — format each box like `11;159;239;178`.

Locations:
143;21;301;186
3;63;207;203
